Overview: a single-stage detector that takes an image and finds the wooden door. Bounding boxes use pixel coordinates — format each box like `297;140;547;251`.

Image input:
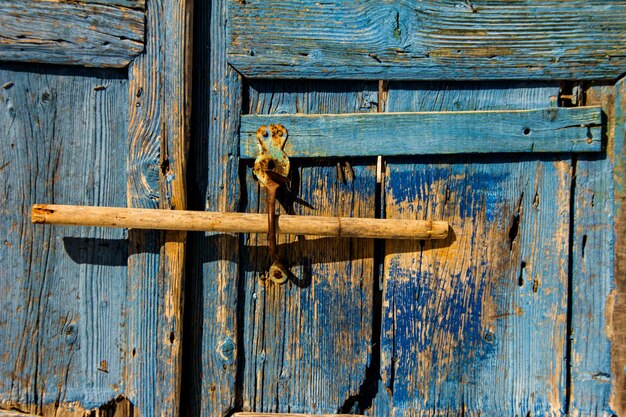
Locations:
0;0;191;415
1;1;625;417
183;2;626;417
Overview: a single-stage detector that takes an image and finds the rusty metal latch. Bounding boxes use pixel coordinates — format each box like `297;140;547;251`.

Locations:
31;125;451;285
253;124;291;284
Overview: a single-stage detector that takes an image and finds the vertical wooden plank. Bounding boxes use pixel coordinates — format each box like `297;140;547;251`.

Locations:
381;82;570;416
611;78;626;416
241;80;378;414
126;0;191;412
0;65;129;413
181;0;241;414
569;85;616;417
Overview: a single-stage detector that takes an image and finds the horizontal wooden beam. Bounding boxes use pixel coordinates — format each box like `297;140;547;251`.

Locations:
32;205;449;240
233;414;362;417
0;0;144;68
240;106;602;159
228;0;626;80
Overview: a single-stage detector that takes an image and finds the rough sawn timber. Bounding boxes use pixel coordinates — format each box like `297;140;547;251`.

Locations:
0;0;144;68
567;85;616;417
126;0;192;413
240;107;602;158
239;80;378;414
180;0;242;414
609;77;626;416
380;81;570;416
228;0;626;80
0;65;129;414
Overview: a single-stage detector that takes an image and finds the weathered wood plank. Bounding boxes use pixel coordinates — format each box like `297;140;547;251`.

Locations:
0;0;144;68
380;82;569;416
74;0;145;9
180;0;241;414
569;85;616;417
227;1;626;80
609;78;626;416
233;414;361;417
0;65;129;413
126;0;191;413
240;80;377;414
240;107;601;158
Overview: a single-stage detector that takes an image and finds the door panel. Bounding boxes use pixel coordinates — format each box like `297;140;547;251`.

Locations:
0;64;129;413
240;80;378;413
182;0;242;415
0;0;191;413
186;0;620;411
570;84;616;416
381;82;570;416
612;78;626;417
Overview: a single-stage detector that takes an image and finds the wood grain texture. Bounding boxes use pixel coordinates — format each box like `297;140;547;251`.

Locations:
74;0;145;9
0;0;144;68
233;414;362;417
240;80;377;414
180;0;241;414
0;65;128;413
610;77;626;416
126;0;192;413
31;204;448;240
2;395;136;416
227;0;626;80
240;107;602;158
569;85;616;417
380;82;570;416
0;411;38;417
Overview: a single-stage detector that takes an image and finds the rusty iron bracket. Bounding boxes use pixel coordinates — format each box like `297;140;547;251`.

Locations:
253;124;291;284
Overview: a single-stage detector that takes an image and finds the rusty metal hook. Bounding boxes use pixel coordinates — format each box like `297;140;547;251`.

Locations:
253;124;290;284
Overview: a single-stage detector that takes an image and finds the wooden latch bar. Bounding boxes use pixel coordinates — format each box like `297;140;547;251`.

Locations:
31;204;449;240
31;120;452;283
233;414;361;417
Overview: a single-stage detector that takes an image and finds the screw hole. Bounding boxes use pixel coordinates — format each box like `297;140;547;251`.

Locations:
522;127;531;136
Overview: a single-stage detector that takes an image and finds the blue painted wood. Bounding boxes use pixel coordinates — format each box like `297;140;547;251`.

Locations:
380;82;570;416
569;85;615;417
239;80;378;414
126;0;192;414
0;0;144;68
227;1;626;80
77;0;145;8
0;65;129;414
607;78;626;416
240;107;601;159
181;0;242;414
